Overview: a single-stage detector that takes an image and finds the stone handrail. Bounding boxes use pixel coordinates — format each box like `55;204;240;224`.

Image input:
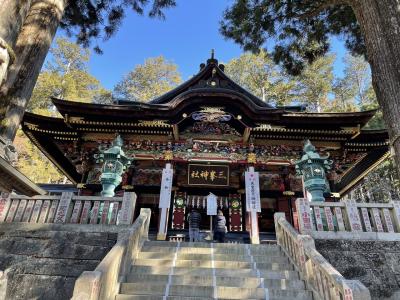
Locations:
274;212;371;300
296;198;400;238
72;208;151;300
0;192;136;225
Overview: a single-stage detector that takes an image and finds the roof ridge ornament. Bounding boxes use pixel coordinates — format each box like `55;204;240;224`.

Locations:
207;48;218;66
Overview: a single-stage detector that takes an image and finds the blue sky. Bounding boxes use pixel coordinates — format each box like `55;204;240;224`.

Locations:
57;0;348;91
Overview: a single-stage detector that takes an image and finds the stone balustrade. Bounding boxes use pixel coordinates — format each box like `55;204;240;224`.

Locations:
274;212;371;300
0;192;136;225
72;208;151;300
296;198;400;240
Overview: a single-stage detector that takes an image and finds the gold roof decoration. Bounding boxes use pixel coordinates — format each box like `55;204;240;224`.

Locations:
192;106;232;123
163;150;174;161
247;153;257;164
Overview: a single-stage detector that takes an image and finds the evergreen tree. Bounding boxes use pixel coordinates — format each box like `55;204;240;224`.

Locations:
224;50;298;106
220;0;400;174
28;37;111;112
114;56;182;102
0;0;175;142
296;55;335;112
16;38;109;183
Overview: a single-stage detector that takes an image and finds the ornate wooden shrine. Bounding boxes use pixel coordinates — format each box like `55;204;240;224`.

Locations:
22;54;389;240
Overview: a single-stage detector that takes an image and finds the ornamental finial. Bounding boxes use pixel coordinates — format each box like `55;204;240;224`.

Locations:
211;49;215;59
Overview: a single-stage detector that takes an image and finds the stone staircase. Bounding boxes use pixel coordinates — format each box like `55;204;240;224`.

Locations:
116;241;313;300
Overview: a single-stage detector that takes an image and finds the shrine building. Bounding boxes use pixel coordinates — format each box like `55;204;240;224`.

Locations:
22;55;389;242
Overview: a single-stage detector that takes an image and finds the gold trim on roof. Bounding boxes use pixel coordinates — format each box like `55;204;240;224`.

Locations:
137;120;170;127
253;127;357;135
69;117;85;123
345;141;389;147
252;134;347;141
199;107;226;114
23;122;78;135
68;118;171;127
24;122;39;130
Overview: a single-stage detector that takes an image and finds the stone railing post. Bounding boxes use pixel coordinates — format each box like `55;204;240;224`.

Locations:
274;212;371;300
297;235;315;276
295;198;313;234
72;271;101;300
118;192;137;225
344;200;363;232
72;208;151;300
274;212;286;246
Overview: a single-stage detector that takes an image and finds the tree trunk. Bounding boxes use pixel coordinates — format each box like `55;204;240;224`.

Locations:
350;0;400;176
0;0;32;87
0;0;67;142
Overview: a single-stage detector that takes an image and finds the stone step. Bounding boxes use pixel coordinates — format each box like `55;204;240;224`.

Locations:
141;245;282;256
133;258;292;270
144;241;281;250
124;273;305;289
138;252;288;263
128;266;300;279
145;241;279;249
119;283;312;299
117;295;310;300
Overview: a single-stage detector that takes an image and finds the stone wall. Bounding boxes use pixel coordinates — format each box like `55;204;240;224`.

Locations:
315;239;400;300
0;226;118;299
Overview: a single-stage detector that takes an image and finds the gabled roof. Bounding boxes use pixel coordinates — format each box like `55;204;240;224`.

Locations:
118;54;275;108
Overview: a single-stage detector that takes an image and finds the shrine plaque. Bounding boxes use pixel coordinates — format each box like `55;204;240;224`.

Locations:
109;202;119;225
14;200;27;222
295;198;313;234
47;200;59;223
119;192;136;224
30;200;43;223
101;201;110;224
55;192;73;223
159;165;173;208
90;201;101;224
371;208;384;232
188;164;229;186
245;170;261;212
6;200;19;222
70;201;83;223
360;207;372;232
22;200;35;222
392;201;400;231
324;207;335;231
207;193;217;216
314;206;324;231
0;193;11;222
334;207;346;231
38;200;51;223
344;200;362;232
382;208;394;233
80;201;91;224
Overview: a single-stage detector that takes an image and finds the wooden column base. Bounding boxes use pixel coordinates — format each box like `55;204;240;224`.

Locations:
250;211;260;244
156;233;167;240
